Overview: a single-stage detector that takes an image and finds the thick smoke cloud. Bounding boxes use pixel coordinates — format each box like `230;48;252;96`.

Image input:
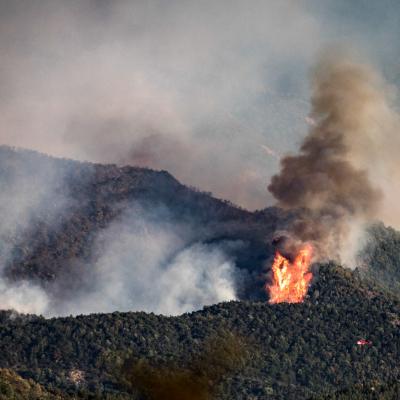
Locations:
0;156;239;317
0;194;239;316
0;0;326;210
0;151;72;314
1;1;400;210
268;51;400;262
0;280;49;315
48;206;238;316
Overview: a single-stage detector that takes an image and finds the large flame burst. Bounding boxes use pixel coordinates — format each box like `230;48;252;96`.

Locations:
267;244;313;304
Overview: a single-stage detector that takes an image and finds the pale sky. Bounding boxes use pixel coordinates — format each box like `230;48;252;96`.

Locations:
0;0;399;209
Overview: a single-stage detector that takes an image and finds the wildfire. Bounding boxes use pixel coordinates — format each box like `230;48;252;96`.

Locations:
267;244;313;304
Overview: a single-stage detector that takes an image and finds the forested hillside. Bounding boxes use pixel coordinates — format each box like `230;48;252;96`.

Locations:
0;265;399;399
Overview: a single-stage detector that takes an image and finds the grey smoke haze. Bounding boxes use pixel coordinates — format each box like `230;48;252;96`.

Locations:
0;150;239;316
0;280;49;314
0;152;73;314
48;205;239;316
269;50;400;263
0;165;239;316
3;0;400;209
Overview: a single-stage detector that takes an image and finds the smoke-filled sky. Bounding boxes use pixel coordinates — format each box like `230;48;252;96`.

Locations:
1;0;400;209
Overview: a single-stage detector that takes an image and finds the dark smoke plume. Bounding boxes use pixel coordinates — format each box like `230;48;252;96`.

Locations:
268;54;384;262
121;333;248;400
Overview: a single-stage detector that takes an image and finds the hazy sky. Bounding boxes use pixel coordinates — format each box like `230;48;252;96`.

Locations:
0;0;399;209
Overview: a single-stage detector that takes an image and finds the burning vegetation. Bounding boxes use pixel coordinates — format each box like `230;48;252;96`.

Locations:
265;51;393;303
268;243;313;304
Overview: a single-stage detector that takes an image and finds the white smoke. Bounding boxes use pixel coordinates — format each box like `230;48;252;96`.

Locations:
0;151;71;315
48;206;238;317
0;280;49;315
0;148;238;317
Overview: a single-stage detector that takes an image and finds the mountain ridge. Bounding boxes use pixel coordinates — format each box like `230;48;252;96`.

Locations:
0;145;283;309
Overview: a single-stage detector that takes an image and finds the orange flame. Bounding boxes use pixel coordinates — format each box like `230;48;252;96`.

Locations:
267;244;313;304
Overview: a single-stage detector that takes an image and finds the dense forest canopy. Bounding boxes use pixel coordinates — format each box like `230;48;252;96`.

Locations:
0;265;399;399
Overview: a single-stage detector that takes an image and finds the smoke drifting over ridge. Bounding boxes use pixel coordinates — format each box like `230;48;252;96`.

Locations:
0;149;239;317
269;52;400;263
49;206;239;317
0;0;329;210
1;1;400;316
0;151;74;314
0;54;399;315
2;1;400;210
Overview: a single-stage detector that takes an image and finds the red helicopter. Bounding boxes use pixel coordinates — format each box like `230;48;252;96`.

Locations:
357;339;372;346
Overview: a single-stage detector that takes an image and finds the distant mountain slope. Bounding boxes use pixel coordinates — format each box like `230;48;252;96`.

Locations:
0;146;292;305
0;145;398;312
0;265;399;399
